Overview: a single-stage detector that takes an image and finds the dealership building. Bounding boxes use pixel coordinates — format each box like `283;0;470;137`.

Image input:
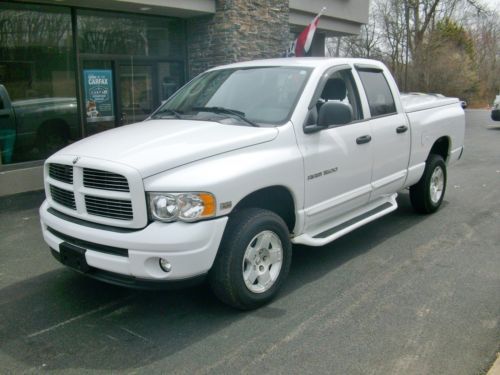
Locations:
0;0;368;196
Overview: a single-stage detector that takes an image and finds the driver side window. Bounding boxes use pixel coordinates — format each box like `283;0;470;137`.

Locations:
317;70;363;123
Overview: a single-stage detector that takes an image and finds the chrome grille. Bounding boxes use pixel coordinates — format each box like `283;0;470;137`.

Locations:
49;163;73;184
85;195;133;221
50;185;76;210
83;168;129;192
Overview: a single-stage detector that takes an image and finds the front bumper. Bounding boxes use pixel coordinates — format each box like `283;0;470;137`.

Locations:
40;200;228;283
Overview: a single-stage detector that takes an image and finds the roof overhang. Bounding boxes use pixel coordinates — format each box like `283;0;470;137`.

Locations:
289;11;363;36
289;0;369;36
15;0;216;18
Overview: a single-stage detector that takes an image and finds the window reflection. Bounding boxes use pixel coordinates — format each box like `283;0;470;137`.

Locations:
0;3;77;165
77;10;185;58
0;4;187;167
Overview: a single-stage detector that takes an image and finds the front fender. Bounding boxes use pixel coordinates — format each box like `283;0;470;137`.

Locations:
143;124;305;232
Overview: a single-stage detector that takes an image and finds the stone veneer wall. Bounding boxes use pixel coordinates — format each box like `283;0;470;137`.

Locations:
186;0;289;79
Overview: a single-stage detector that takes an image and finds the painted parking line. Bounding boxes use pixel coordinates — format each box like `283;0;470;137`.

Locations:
27;296;132;338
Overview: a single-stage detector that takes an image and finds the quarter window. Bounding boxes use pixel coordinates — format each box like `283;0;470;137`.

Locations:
357;70;397;117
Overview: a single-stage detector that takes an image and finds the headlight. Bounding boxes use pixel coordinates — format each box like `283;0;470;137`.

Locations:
148;192;216;222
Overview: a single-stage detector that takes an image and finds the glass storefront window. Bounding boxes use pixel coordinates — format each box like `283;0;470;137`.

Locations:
77;10;186;130
0;3;78;165
0;5;186;168
158;62;185;102
77;10;185;59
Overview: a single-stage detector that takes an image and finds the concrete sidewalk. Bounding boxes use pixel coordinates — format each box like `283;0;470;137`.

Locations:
489;354;500;375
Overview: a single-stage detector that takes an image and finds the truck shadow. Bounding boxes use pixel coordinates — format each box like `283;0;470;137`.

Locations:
285;191;439;293
0;192;432;372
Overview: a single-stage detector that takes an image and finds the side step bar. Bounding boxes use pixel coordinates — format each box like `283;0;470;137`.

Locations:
292;194;398;247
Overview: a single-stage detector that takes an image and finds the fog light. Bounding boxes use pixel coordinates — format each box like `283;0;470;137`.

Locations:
159;258;172;273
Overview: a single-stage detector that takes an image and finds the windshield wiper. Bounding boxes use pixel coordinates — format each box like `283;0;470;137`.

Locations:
152;109;183;119
192;106;259;127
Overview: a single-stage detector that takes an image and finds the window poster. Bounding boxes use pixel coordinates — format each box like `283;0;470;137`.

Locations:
83;69;115;122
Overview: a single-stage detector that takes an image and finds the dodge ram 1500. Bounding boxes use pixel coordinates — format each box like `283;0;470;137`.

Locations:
40;58;465;309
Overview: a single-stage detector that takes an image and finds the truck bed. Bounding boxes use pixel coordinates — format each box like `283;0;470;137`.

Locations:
401;93;459;113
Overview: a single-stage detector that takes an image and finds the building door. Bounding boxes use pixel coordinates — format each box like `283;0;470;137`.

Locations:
81;60;116;136
117;62;184;125
80;59;185;133
117;63;154;125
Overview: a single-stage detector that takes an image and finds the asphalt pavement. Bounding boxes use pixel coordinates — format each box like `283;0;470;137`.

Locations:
0;110;499;374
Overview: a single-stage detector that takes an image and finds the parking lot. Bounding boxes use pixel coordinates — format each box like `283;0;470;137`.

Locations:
0;110;499;374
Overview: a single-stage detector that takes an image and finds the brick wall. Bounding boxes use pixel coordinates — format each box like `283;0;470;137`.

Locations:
186;0;289;79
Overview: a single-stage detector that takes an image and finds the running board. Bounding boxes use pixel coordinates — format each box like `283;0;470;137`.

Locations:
292;194;398;247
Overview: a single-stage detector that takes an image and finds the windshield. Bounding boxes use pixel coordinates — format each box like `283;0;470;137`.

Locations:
152;66;312;126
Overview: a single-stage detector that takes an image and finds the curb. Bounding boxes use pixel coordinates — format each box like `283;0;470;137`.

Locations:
488;353;500;375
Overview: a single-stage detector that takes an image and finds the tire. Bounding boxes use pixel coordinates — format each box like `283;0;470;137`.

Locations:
209;208;292;310
410;154;447;214
491;110;500;121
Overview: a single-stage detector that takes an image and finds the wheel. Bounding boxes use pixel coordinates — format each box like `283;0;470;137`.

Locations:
492;110;500;121
410;154;447;214
209;208;292;310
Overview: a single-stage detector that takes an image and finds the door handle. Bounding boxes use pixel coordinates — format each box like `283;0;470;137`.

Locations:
396;125;408;134
356;135;372;144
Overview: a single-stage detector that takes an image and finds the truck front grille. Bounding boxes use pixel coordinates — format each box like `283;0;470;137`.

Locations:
50;185;76;210
83;168;130;192
85;195;133;221
46;160;145;228
49;163;73;184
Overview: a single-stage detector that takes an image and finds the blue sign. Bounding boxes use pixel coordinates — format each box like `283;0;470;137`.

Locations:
83;70;115;123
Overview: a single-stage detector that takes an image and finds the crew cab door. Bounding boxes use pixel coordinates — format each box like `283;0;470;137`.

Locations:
298;67;372;234
355;67;411;198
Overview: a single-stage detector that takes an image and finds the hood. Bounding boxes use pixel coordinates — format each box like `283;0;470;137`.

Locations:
57;119;279;177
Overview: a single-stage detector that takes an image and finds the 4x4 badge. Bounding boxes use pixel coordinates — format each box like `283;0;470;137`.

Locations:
72;156;80;165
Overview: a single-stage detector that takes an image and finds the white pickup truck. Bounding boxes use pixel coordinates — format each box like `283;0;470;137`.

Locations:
40;58;465;309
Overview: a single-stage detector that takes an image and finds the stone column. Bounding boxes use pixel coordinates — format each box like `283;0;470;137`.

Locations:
186;0;290;79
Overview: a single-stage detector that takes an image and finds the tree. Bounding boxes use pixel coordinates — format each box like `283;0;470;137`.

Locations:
414;18;478;98
326;0;499;103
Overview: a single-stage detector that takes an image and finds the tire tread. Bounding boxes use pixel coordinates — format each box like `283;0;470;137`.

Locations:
410;154;447;214
209;208;291;310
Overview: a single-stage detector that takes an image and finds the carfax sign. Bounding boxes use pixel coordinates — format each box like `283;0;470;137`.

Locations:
83;69;115;123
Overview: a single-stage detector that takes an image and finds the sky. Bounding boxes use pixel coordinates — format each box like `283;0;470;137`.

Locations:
484;0;500;10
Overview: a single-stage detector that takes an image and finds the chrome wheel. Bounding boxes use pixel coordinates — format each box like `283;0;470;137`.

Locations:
242;230;283;294
430;166;445;204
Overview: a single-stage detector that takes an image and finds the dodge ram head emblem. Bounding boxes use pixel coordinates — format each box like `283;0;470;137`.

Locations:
72;156;80;165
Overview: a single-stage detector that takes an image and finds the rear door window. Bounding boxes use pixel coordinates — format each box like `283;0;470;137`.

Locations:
357;70;397;117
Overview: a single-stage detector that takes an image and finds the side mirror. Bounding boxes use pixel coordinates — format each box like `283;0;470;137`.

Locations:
318;101;353;127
